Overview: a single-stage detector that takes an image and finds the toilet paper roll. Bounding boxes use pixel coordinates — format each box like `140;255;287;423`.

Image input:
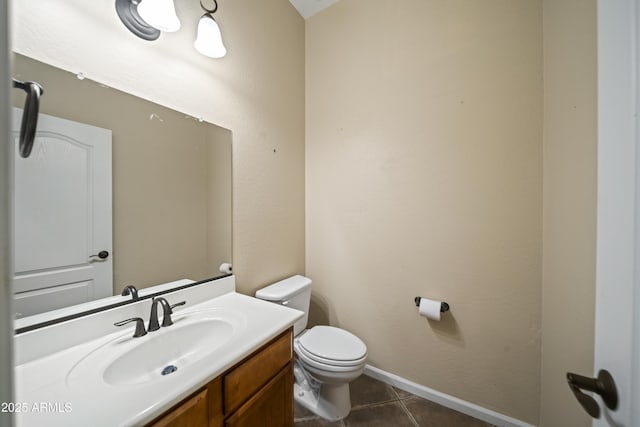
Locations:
219;262;233;274
418;297;442;321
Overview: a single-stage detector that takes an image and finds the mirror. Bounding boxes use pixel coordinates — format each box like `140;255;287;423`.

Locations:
11;53;232;329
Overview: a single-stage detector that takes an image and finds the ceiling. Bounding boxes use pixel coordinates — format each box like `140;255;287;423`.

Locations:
288;0;340;19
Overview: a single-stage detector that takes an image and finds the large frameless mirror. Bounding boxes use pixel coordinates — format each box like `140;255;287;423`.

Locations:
12;53;232;331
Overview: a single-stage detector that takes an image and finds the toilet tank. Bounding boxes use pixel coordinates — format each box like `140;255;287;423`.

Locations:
255;275;311;336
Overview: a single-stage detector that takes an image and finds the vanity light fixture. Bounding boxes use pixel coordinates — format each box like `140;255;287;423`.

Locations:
137;0;181;32
115;0;226;59
115;0;161;41
194;0;227;58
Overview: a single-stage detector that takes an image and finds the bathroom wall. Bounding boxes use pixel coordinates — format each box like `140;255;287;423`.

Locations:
11;0;305;294
305;0;542;424
540;0;596;425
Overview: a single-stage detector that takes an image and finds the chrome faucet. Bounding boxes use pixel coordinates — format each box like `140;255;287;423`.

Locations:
148;297;186;332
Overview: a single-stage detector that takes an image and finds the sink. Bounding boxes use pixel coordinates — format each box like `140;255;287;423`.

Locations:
66;309;245;388
104;318;234;386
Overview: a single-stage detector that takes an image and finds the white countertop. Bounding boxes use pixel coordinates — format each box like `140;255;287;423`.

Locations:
14;289;303;427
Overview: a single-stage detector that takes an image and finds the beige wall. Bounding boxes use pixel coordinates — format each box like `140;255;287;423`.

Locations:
306;0;542;423
540;0;597;425
12;0;305;295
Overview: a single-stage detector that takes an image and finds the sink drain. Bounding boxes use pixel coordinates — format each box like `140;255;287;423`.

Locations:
161;365;178;376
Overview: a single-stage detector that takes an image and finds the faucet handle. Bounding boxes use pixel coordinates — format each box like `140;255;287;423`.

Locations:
114;317;147;338
169;301;186;312
161;300;186;327
162;300;186;327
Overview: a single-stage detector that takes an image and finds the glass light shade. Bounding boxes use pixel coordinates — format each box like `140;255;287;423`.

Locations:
194;15;227;58
137;0;181;32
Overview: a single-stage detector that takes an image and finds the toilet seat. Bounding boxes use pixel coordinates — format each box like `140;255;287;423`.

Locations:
297;344;367;369
297;326;367;368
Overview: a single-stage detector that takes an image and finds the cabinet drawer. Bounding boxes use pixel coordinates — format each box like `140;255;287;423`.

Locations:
224;329;292;414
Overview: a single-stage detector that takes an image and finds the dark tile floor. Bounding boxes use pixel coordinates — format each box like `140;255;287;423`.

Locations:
294;375;495;427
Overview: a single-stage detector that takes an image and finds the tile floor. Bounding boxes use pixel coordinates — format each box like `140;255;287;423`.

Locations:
294;375;495;427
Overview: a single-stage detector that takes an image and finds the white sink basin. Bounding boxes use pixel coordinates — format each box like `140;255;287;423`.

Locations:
104;318;234;385
66;309;246;388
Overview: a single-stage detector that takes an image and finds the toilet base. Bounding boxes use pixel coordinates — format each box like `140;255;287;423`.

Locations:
293;383;351;421
294;380;351;421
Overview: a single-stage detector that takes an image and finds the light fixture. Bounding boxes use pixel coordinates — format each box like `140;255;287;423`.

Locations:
115;0;161;41
115;0;227;59
137;0;181;32
194;0;227;58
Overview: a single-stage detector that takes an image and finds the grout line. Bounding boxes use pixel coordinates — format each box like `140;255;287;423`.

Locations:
354;399;403;411
294;414;345;425
397;397;420;427
294;415;346;426
294;415;319;422
391;385;413;401
350;398;420;426
351;383;400;410
351;398;398;410
387;384;403;402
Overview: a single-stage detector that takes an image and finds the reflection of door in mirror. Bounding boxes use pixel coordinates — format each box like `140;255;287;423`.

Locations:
12;109;112;318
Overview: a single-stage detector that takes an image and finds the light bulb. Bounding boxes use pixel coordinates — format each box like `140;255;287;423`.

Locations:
194;14;227;58
137;0;181;32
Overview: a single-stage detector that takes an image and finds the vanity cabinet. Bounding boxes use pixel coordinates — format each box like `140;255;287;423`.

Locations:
226;365;293;427
149;388;210;427
148;328;293;427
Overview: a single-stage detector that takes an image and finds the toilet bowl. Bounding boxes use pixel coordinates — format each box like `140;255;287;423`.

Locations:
255;276;367;421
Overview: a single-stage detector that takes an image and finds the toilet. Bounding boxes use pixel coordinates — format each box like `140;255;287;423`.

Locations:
255;275;367;421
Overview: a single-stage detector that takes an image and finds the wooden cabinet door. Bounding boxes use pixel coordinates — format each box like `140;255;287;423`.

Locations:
148;389;208;427
224;330;292;414
225;362;294;427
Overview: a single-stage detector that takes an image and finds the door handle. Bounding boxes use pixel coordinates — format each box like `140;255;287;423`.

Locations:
12;79;44;158
89;250;110;261
566;369;618;418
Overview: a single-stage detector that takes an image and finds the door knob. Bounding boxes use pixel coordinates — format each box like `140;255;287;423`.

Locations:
89;250;109;260
567;369;618;418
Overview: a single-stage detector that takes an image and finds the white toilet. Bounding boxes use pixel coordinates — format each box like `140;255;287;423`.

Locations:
255;275;367;421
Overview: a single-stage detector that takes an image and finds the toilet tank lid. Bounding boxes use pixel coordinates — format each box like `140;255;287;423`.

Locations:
255;275;312;301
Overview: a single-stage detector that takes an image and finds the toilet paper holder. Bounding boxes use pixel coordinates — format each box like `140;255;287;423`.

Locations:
414;297;450;313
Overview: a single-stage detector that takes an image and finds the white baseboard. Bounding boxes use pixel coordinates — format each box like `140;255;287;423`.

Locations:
363;365;536;427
